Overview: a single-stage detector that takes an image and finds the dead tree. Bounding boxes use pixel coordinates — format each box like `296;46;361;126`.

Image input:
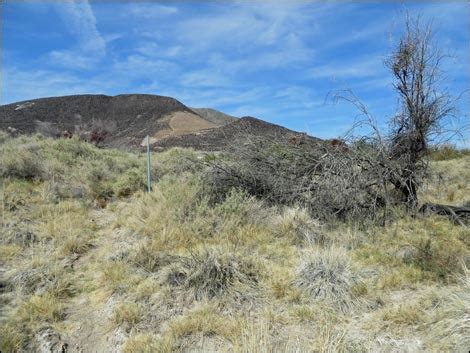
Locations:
385;15;456;207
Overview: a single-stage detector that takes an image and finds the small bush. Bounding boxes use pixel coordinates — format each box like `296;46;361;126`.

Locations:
0;143;45;179
130;243;178;273
0;323;27;353
293;248;361;312
160;248;259;300
408;238;467;281
0;129;10;144
275;207;326;246
429;145;470;161
17;293;64;324
112;302;143;328
426;274;470;350
113;168;145;197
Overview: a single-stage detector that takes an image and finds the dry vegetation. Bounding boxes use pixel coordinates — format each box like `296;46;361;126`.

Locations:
1;132;469;352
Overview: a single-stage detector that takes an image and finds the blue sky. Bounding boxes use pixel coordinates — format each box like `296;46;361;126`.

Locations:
2;1;469;142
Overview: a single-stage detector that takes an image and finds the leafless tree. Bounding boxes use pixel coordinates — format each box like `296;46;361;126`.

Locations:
385;14;457;206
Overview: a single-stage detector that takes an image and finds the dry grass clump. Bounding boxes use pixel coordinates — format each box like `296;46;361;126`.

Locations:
293;248;362;312
0;142;45;179
16;293;65;324
0;324;28;353
112;302;143;328
425;273;470;351
8;262;73;298
129;242;179;273
152;147;206;179
420;156;470;205
406;238;468;281
152;304;241;352
275;206;326;246
122;333;158;353
158;247;260;301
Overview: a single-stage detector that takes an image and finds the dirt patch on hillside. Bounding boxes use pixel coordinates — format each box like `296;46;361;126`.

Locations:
146;112;217;145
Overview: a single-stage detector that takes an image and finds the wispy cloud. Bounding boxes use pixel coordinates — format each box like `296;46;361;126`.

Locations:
309;56;385;80
128;3;178;18
49;0;105;69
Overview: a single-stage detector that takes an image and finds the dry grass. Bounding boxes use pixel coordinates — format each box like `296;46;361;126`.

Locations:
293;247;363;313
1;134;469;352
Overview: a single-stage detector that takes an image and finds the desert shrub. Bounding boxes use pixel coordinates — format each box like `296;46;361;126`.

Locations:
0;129;10;144
293;248;362;312
160;248;259;300
275;207;326;246
53;136;97;159
113;168;146;197
429;145;470;161
152;147;206;179
0;142;45;179
47;181;86;201
0;323;27;353
129;243;178;273
407;238;467;281
426;274;470;350
112;302;143;328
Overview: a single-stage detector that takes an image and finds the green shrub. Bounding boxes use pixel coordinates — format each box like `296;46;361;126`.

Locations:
113;168;145;197
0;143;45;179
152;147;206;179
0;130;10;144
429;145;470;161
408;238;467;281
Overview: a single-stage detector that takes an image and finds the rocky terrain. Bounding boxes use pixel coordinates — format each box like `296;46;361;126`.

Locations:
0;94;216;149
0;94;320;152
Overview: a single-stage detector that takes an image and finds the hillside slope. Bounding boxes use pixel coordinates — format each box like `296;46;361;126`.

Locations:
0;94;217;148
190;107;237;125
1;95;320;152
154;116;322;151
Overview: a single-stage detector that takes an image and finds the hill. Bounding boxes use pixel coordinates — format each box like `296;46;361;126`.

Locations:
153;116;321;151
190;107;237;125
1;95;317;152
0;94;218;148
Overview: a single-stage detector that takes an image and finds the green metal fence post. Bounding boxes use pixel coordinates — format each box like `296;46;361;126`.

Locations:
146;135;152;192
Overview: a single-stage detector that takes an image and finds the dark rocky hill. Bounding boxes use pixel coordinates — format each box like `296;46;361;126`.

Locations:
1;94;321;151
153;116;322;151
0;94;217;148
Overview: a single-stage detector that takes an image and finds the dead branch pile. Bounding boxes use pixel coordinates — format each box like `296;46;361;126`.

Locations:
203;135;394;222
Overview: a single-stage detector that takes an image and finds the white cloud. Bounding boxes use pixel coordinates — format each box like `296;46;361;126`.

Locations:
49;0;105;69
2;67;112;103
309;56;385;80
129;4;178;18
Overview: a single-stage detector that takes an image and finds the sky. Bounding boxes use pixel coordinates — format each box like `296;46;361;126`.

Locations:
1;1;469;143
